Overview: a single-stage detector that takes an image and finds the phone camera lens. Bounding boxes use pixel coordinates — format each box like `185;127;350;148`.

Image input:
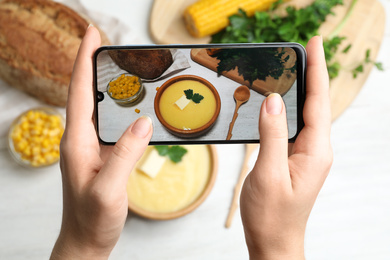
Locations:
97;92;104;102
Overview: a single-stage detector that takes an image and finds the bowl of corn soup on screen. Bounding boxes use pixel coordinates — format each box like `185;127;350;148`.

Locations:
154;75;221;138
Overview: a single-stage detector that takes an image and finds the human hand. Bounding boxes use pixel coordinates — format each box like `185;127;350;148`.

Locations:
50;26;153;260
240;36;333;260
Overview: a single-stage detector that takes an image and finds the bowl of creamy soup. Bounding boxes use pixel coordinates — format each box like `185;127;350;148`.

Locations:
154;75;221;137
127;145;218;220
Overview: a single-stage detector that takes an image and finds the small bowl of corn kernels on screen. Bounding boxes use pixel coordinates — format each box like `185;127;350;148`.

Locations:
8;107;65;168
107;73;144;106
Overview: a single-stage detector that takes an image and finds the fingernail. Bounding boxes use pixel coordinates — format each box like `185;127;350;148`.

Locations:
88;23;94;29
131;116;152;138
266;93;283;115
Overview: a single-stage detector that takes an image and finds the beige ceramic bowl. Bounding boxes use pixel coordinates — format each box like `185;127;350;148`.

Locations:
127;145;218;220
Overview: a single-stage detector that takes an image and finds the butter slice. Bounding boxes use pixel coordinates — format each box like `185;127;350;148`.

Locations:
174;95;190;110
138;149;166;178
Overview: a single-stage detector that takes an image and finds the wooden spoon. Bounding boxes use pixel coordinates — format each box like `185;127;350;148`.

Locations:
226;85;250;140
225;143;258;228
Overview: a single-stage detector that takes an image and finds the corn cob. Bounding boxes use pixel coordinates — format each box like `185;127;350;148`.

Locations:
184;0;278;38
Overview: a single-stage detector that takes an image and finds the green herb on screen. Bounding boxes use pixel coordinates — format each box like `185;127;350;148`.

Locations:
184;89;204;104
209;48;296;85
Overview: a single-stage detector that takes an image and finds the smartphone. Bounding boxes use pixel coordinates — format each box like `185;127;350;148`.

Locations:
93;43;306;145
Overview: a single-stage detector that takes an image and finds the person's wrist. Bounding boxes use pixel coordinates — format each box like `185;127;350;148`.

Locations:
50;230;112;260
247;243;305;260
248;250;305;260
245;231;305;260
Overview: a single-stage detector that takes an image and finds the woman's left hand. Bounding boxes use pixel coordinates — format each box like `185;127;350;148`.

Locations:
50;25;153;260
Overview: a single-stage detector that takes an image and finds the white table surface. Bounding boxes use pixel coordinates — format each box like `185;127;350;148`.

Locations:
1;0;390;259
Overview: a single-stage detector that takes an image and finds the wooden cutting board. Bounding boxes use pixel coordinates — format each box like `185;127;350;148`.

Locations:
190;48;297;96
149;0;385;121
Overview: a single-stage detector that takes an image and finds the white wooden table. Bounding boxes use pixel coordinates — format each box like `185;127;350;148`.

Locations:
0;0;389;259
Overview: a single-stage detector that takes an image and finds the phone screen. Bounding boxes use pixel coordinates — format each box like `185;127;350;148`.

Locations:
94;43;305;145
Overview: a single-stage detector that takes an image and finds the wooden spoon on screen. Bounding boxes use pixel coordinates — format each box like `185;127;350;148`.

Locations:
226;85;250;140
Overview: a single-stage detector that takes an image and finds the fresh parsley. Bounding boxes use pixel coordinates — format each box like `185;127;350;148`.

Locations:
184;89;204;104
155;145;188;163
342;44;352;53
211;0;343;45
192;93;204;103
184;89;193;99
210;0;384;80
352;49;384;78
323;36;345;79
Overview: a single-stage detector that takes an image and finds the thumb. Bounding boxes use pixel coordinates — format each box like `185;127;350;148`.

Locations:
257;93;289;165
97;116;153;188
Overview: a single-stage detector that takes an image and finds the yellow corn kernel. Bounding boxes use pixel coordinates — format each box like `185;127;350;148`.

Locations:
21;121;29;131
183;0;278;38
42;139;50;148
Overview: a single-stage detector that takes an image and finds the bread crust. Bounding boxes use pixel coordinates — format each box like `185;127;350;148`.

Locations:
0;0;109;106
108;49;173;79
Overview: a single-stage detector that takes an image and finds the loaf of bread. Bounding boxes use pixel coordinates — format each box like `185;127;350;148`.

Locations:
0;0;110;106
108;49;173;79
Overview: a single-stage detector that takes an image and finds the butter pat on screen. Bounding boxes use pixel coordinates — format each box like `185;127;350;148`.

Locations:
174;94;190;110
127;145;211;214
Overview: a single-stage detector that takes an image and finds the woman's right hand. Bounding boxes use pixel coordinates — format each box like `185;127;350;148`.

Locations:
240;36;333;260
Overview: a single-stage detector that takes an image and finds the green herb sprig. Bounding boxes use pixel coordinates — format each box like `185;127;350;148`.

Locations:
210;0;383;80
211;0;343;45
211;0;343;78
184;89;204;104
323;36;345;79
352;49;384;78
155;145;188;163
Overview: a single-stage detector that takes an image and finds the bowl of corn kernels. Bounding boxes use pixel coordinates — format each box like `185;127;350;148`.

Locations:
107;73;144;105
8;107;64;168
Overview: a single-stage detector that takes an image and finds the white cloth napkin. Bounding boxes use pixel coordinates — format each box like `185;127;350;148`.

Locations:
96;49;191;92
57;0;139;45
0;0;137;146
